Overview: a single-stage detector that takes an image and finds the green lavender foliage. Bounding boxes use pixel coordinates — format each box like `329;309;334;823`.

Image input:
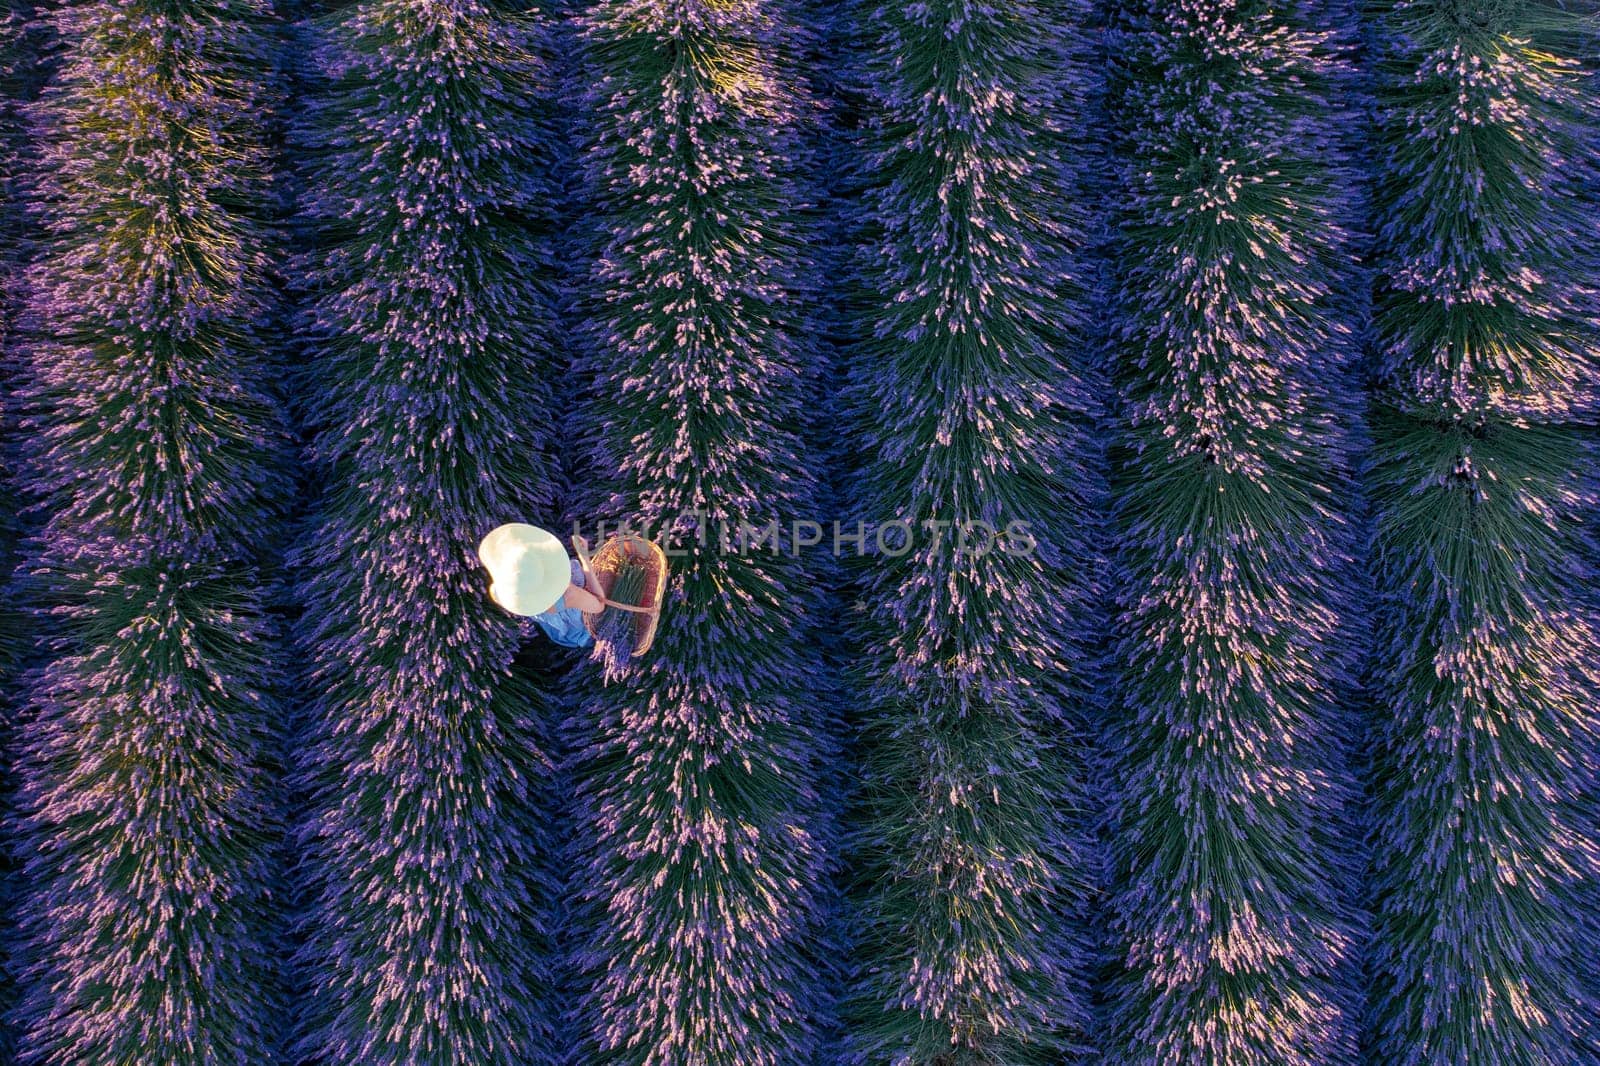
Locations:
591;552;647;679
836;1;1105;1061
287;2;565;1062
1101;2;1367;1062
564;2;834;1062
7;1;294;1061
1364;2;1600;1062
592;547;646;665
0;0;29;688
0;5;30;1060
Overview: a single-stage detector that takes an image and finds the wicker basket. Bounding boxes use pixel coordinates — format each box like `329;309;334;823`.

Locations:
575;534;668;657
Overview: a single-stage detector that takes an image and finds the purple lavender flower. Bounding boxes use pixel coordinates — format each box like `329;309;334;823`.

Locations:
1101;3;1367;1062
7;2;293;1061
562;2;834;1063
1365;3;1600;1062
835;0;1106;1060
286;3;565;1063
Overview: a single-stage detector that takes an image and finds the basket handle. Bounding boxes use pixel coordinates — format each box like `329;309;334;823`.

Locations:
572;533;656;613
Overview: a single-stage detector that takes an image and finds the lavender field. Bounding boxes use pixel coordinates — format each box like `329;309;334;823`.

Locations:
0;1;1596;1064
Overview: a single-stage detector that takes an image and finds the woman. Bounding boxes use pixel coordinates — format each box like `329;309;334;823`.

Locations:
477;523;605;649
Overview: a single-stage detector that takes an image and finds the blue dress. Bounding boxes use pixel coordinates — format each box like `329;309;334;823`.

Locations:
531;560;594;649
532;604;591;648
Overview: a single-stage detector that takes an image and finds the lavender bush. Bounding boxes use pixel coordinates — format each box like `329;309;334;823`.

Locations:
0;5;32;1059
6;1;293;1061
1364;2;1600;1062
286;2;564;1063
835;1;1105;1061
1100;2;1367;1062
562;2;834;1063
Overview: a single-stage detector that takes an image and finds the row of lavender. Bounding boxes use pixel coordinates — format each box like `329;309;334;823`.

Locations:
0;1;1595;1065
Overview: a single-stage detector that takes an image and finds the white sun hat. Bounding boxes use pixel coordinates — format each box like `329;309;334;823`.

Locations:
478;523;572;617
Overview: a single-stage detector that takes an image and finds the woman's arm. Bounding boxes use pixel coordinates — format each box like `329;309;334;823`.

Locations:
562;582;605;614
